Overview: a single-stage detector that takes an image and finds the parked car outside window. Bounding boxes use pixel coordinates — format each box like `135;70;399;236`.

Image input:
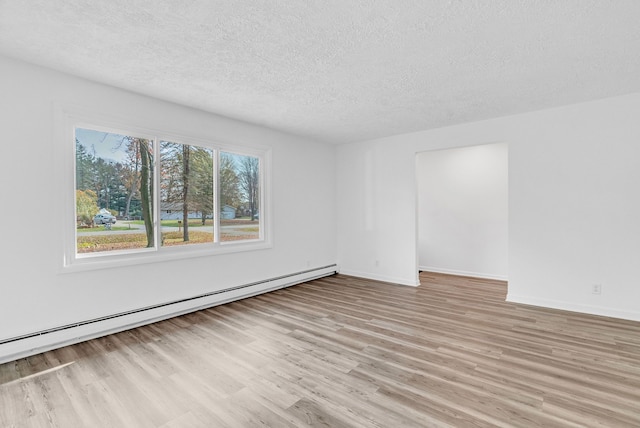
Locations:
93;213;117;225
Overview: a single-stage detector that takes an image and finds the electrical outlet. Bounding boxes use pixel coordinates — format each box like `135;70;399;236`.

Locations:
374;260;380;267
592;284;602;295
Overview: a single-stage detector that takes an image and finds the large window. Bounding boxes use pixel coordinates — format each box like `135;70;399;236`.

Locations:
70;124;267;268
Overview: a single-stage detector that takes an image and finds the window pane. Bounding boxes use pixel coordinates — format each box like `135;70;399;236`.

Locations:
160;141;214;246
220;152;260;242
75;128;155;254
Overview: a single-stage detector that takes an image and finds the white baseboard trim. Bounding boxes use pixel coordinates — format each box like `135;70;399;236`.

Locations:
338;269;420;287
419;266;508;282
506;294;640;322
0;265;337;364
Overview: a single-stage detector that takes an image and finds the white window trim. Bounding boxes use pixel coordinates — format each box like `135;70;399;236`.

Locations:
55;104;272;274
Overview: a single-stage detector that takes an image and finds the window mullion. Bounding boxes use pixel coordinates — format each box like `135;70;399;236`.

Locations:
153;136;162;250
214;149;220;244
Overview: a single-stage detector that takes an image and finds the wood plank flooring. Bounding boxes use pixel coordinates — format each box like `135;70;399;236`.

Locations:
1;272;639;427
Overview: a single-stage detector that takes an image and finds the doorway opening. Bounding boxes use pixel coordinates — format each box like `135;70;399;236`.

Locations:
416;142;508;281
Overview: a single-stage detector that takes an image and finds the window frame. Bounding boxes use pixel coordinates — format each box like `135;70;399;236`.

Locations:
57;105;272;273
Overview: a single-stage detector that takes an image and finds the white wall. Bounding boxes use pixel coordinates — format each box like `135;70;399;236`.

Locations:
417;143;508;280
337;93;640;321
0;55;337;361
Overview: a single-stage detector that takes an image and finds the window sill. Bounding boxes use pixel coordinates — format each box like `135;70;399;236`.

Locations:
60;239;273;274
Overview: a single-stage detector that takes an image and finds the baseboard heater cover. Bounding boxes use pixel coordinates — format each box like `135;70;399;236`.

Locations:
0;264;337;364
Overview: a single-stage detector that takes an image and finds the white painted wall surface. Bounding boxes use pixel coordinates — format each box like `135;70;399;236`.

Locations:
0;55;337;361
417;143;508;280
337;93;640;321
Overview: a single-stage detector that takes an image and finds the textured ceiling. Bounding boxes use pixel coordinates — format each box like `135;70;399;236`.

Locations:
1;1;640;144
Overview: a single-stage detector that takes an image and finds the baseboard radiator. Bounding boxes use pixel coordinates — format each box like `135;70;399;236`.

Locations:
0;264;338;364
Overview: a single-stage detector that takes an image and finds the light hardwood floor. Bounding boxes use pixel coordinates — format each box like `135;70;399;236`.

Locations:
1;272;639;427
